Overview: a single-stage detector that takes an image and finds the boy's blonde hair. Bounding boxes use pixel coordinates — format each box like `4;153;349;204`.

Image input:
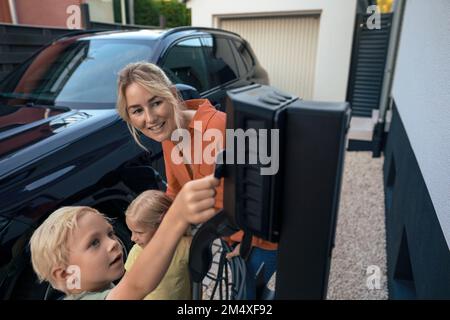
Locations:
29;206;104;292
116;62;186;151
125;190;172;229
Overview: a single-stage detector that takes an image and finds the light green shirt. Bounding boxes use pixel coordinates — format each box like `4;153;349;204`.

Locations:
64;283;114;300
124;236;192;300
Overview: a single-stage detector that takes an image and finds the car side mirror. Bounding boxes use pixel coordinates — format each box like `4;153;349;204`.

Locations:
175;83;201;100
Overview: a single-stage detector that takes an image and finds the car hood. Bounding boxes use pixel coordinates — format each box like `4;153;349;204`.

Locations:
0;104;120;178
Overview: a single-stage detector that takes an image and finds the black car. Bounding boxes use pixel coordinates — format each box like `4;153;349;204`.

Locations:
0;26;269;299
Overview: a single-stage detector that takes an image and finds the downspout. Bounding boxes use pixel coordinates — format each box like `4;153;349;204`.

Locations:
372;0;406;157
120;0;127;24
128;0;134;25
8;0;18;24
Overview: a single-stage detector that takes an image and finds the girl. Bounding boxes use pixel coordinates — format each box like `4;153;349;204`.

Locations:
125;190;191;300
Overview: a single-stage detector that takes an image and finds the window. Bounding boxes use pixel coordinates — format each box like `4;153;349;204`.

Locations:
228;39;248;76
0;39;155;108
233;40;254;72
202;36;239;88
162;38;210;93
55;40;153;106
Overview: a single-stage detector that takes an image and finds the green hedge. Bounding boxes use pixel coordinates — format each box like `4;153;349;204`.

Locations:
133;0;191;27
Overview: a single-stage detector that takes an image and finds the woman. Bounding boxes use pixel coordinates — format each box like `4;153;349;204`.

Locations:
116;62;277;299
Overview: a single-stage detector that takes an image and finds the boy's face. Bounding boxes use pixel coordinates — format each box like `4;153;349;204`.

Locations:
66;212;124;292
126;216;156;249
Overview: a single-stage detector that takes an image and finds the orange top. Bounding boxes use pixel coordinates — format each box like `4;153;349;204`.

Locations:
162;99;277;251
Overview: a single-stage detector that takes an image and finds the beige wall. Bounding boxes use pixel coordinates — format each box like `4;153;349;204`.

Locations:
87;0;114;23
220;15;320;99
187;0;357;102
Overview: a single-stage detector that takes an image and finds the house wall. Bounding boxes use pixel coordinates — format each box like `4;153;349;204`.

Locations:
385;0;450;298
187;0;357;102
0;0;12;23
12;0;114;28
384;105;450;298
86;0;115;23
391;0;450;249
14;0;83;27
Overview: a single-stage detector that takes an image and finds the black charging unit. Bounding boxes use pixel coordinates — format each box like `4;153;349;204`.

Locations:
188;84;350;299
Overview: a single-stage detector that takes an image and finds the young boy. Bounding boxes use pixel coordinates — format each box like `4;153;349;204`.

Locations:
30;175;218;299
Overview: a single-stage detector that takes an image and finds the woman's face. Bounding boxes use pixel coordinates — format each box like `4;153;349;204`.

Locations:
125;82;178;142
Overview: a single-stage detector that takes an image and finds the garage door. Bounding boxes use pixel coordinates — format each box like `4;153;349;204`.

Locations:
220;14;320;99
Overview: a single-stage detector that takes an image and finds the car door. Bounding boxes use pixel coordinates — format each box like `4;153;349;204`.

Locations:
159;37;212;98
199;35;253;111
159;34;251;111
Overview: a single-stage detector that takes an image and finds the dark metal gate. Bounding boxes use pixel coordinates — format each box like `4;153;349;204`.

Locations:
347;12;393;117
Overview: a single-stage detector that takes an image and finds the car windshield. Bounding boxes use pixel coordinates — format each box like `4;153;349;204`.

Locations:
0;38;155;109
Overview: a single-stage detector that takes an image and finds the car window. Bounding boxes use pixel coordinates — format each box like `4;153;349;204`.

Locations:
233;40;254;72
201;35;239;88
228;39;248;76
161;38;210;93
0;39;154;108
55;40;153;106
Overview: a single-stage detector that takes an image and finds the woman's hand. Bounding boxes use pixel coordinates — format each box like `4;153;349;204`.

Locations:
171;175;220;225
226;243;241;260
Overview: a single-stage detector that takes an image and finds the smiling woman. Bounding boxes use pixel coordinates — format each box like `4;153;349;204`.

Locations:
116;61;226;202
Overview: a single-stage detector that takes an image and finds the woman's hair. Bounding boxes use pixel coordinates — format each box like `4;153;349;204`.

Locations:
125;190;191;236
116;62;186;150
29;206;107;293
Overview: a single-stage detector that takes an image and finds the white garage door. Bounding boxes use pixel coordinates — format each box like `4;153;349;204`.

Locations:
220;14;320;99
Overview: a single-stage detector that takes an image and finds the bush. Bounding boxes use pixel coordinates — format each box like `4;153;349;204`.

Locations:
134;0;160;26
155;0;191;27
130;0;191;27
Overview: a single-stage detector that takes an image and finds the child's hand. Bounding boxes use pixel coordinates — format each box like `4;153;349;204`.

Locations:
226;243;241;260
172;175;220;225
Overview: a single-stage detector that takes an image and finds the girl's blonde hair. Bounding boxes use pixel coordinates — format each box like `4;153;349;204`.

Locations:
116;62;186;150
29;206;106;293
126;190;190;235
125;190;172;228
